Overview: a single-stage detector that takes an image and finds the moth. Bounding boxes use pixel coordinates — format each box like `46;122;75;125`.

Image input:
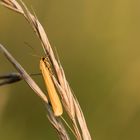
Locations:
40;57;63;116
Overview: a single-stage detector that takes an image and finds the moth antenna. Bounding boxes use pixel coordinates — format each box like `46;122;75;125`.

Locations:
29;53;40;58
30;73;42;76
24;42;41;58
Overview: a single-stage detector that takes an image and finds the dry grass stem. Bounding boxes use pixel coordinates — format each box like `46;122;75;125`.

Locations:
0;44;48;104
0;0;92;140
0;72;21;86
0;44;70;140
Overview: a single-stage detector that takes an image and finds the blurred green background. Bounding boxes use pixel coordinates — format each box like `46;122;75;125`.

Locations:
0;0;140;140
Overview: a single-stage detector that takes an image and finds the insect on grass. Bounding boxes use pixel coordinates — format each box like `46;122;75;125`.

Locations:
40;57;63;116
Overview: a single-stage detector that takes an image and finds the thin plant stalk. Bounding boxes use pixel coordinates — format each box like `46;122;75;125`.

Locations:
0;44;70;140
0;0;92;139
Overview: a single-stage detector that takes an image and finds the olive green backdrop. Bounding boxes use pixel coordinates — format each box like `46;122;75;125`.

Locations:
0;0;140;140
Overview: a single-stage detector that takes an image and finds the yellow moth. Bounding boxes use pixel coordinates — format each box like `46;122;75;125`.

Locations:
40;57;63;116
